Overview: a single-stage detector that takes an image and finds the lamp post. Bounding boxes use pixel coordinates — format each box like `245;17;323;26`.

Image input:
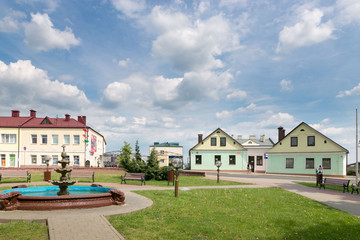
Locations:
215;160;222;183
173;158;182;197
44;155;51;181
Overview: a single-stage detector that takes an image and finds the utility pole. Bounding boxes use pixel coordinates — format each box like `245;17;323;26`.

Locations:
356;108;358;183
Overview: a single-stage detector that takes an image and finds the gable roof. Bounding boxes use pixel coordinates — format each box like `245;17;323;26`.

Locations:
270;122;349;153
189;128;246;151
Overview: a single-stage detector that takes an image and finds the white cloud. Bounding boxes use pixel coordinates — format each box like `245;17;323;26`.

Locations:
197;1;210;14
226;89;247;100
150;8;240;71
153;76;183;102
0;60;89;110
277;9;334;53
219;0;248;8
110;0;146;17
118;58;131;68
102;82;132;108
0;11;26;33
336;0;360;25
280;79;293;92
259;112;295;128
105;116;127;127
134;117;146;125
24;13;80;51
216;103;256;119
336;83;360;97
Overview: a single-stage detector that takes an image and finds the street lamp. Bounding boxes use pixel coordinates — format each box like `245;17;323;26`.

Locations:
215;160;222;183
173;158;182;197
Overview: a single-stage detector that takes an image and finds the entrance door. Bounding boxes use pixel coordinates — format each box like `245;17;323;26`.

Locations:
1;154;5;167
9;154;15;167
85;160;90;167
248;156;255;172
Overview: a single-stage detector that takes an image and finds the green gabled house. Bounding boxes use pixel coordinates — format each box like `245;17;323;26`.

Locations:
189;128;247;171
267;122;349;177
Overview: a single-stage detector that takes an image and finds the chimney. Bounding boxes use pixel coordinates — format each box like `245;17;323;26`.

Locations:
78;116;86;125
260;135;265;142
198;134;203;144
65;114;70;121
237;135;242;140
30;109;36;118
278;126;285;142
12;110;20;117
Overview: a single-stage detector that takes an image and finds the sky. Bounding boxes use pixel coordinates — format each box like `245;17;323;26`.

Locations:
0;0;360;163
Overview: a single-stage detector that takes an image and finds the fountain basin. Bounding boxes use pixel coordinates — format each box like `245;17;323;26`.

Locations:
0;186;125;211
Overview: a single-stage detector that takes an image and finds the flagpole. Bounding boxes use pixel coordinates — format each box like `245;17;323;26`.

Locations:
356;108;358;183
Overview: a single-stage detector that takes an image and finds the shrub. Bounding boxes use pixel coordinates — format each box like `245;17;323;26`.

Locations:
347;169;356;176
158;166;174;181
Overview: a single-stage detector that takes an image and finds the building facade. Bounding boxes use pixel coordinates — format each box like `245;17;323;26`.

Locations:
267;122;348;177
0;110;106;168
237;135;274;173
149;142;183;167
189;128;247;171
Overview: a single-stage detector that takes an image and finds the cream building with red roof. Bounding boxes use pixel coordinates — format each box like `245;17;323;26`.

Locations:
0;110;106;168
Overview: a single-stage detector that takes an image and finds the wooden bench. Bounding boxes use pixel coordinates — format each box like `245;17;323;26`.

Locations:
121;173;145;185
351;181;360;194
68;171;94;183
319;178;350;193
0;170;31;183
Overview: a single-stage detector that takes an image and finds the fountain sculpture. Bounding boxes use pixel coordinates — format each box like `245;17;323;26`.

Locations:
0;146;125;211
51;145;77;195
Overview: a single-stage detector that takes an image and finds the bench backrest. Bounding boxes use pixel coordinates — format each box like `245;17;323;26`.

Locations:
0;170;29;177
70;171;94;177
324;178;350;186
125;173;145;177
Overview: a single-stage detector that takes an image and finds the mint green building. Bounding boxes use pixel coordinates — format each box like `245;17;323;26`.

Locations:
189;128;247;171
267;122;348;177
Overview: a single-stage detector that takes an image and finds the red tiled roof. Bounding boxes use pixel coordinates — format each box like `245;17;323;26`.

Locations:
0;116;86;128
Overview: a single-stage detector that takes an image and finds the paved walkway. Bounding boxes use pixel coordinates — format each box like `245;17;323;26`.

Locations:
1;174;359;239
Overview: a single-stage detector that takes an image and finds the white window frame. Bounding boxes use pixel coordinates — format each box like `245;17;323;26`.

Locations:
64;135;70;145
1;134;16;143
52;135;58;145
73;135;80;145
41;135;47;144
31;134;37;144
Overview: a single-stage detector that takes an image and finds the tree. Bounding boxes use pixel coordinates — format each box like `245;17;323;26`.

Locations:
119;141;133;172
134;140;145;172
145;147;160;180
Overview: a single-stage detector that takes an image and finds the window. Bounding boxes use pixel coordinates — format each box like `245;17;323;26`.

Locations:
306;158;314;169
64;135;70;144
220;137;226;146
1;134;16;143
307;136;315;146
286;158;294;168
159;159;164;163
211;137;216;146
322;158;331;169
195;155;202;164
1;154;5;166
256;156;263;166
52;135;58;144
52;155;58;165
214;155;221;165
229;155;236;165
41;135;47;144
74;155;79;165
291;137;298;147
73;135;80;145
160;150;165;155
9;154;15;167
31;134;37;144
31;155;37;164
41;155;48;164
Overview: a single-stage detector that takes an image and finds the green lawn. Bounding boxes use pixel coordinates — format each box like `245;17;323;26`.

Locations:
0;221;48;240
109;188;360;240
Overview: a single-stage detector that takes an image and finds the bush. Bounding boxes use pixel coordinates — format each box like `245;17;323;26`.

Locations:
158;166;174;181
347;169;356;176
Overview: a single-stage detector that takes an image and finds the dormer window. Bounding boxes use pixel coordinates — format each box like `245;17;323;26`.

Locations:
41;117;52;124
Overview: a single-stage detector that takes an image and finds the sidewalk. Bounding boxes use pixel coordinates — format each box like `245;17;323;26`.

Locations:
1;176;360;239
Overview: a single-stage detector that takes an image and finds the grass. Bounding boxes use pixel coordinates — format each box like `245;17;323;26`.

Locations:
0;221;48;240
109;188;360;240
295;181;351;192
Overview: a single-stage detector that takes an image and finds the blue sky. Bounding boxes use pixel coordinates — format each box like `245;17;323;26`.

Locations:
0;0;359;163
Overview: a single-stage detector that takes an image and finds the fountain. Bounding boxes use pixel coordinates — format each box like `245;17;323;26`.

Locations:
0;146;125;211
51;145;77;195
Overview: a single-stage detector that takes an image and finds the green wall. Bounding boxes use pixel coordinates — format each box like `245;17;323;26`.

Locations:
267;153;346;176
190;151;247;171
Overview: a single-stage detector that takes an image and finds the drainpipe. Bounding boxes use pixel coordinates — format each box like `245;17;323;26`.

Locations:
17;126;20;168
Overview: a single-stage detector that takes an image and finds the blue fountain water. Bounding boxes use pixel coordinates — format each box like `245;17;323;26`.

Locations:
2;186;113;197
